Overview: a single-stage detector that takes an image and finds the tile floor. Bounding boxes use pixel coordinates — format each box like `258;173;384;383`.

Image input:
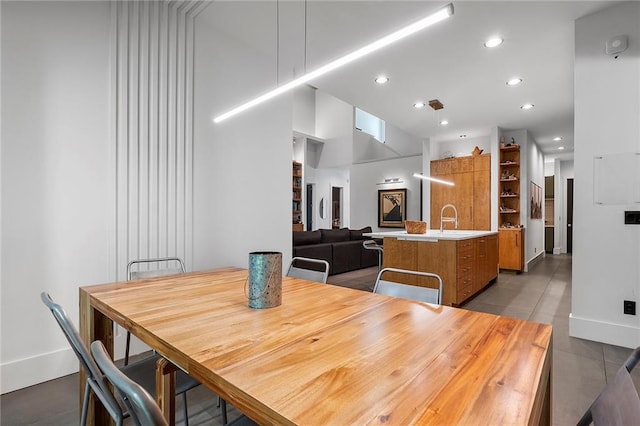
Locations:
2;254;637;425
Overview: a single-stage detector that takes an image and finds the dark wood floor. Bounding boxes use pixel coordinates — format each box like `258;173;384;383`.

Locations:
2;255;638;426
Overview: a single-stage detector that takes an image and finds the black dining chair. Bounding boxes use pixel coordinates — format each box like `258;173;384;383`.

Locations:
91;340;169;426
41;292;130;425
286;256;330;283
124;257;186;365
125;257;234;425
577;346;640;425
41;292;201;425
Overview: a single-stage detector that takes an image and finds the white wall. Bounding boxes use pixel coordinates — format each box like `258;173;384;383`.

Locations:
315;91;353;168
383;123;423;157
1;0;296;394
353;121;422;164
571;2;640;348
350;156;423;232
193;4;292;271
525;131;545;265
1;1;112;392
293;86;316;136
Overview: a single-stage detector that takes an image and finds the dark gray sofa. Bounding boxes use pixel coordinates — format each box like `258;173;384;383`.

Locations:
292;227;380;275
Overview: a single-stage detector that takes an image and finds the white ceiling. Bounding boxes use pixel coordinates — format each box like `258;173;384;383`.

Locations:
203;1;619;160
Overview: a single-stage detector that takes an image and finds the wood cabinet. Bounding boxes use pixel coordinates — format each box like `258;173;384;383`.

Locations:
476;234;498;292
431;154;490;231
499;228;524;271
292;161;303;231
383;234;498;306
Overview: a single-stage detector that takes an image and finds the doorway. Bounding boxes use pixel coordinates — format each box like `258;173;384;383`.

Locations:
332;187;342;229
306;184;314;231
567;178;574;253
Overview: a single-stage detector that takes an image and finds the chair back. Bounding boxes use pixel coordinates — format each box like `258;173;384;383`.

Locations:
577;346;640;425
124;257;186;365
373;268;443;305
40;292;125;423
91;341;169;426
287;257;330;283
127;257;186;280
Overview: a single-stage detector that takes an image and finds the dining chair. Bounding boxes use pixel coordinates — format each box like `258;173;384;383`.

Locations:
127;257;235;425
124;257;186;365
91;340;168;426
373;267;443;305
577;346;640;425
125;257;226;425
41;292;130;425
93;340;259;426
362;240;383;271
286;256;330;283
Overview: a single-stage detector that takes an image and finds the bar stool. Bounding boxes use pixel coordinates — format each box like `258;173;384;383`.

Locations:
363;240;384;271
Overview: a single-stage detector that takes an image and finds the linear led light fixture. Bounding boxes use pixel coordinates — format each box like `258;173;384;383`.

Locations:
213;3;454;123
376;177;404;185
413;173;455;186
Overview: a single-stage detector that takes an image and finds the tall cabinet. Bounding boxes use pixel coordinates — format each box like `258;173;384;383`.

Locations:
292;161;303;231
498;145;524;271
431;154;491;231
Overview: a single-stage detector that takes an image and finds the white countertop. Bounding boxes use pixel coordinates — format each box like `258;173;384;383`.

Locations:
364;230;498;241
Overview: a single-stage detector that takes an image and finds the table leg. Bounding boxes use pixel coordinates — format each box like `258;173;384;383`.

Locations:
156;357;177;426
79;289;113;426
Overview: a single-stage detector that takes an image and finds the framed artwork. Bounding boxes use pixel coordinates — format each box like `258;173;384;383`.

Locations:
530;181;542;219
378;188;407;228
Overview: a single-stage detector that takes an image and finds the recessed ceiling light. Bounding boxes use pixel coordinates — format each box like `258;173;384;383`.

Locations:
484;37;503;48
460;134;467;138
553;136;563;141
506;78;522;86
374;76;389;84
413;102;426;108
440;120;449;126
520;103;534;110
558;146;565;150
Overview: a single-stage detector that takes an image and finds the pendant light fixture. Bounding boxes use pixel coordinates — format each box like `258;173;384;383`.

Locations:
214;3;454;123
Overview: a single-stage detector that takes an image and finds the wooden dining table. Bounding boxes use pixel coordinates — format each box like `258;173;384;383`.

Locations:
79;267;552;425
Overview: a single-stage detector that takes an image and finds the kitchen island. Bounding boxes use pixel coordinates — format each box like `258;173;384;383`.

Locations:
365;230;498;306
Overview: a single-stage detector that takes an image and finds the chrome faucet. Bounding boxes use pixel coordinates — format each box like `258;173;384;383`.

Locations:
440;204;458;233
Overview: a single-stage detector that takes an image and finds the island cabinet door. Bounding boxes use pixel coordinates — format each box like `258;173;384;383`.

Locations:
475;237;488;293
382;238;419;284
416;240;457;306
474;234;498;292
486;234;499;281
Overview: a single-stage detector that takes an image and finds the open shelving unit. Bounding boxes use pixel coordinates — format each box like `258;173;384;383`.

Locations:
292;161;303;231
499;145;521;227
498;144;524;271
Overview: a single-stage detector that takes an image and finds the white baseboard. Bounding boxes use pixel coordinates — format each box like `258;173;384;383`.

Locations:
569;313;640;349
0;347;78;394
1;333;149;394
553;247;562;255
526;250;545;271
